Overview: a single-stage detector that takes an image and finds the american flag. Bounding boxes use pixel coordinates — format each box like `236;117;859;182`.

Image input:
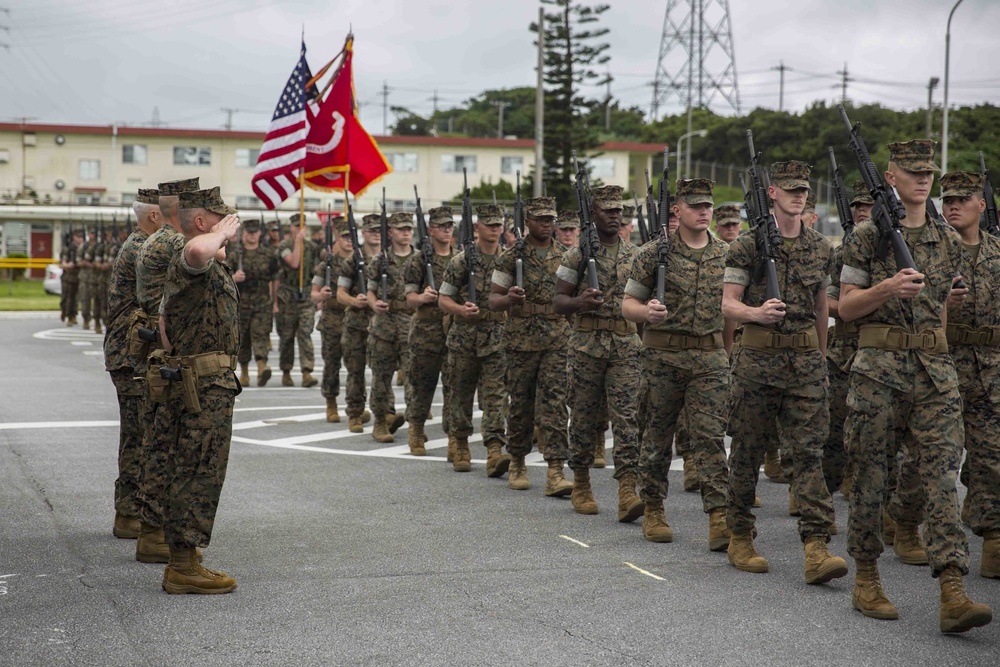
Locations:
251;41;313;209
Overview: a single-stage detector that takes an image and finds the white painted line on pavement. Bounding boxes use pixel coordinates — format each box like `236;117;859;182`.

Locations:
83;350;103;356
559;535;590;548
624;562;665;581
71;341;91;346
0;421;118;430
262;412;328;424
234;405;326;412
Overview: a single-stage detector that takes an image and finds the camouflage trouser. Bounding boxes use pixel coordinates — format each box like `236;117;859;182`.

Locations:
317;313;344;400
136;392;167;528
447;350;506;446
368;334;409;418
824;357;851;493
506;347;569;461
97;276;108;323
110;368;144;518
405;319;450;432
276;299;316;372
152;385;236;550
845;370;969;575
341;326;369;418
958;379;1000;536
638;348;730;513
79;279;93;321
237;296;273;365
567;346;640;478
61;279;79;320
672;409;690;458
727;376;834;541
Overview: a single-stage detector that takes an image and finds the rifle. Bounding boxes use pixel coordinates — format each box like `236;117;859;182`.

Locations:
828;146;855;238
236;217;244;273
571;151;601;294
654;159;673;303
322;204;333;290
413;185;435;290
378;188;389;302
838;105;920;276
346;201;367;295
513;171;525;288
96;215;106;264
633;193;650;245
644;168;658;233
461;167;478;303
744;130;783;301
980;152;1000;237
492;189;507;249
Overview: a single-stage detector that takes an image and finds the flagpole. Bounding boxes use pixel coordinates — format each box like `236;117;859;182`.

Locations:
298;172;306;296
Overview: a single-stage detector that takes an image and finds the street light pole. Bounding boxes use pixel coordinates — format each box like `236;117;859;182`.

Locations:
942;0;965;174
926;77;939;139
677;129;708;179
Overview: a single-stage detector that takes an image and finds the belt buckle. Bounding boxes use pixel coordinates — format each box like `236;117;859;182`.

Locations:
896;332;912;349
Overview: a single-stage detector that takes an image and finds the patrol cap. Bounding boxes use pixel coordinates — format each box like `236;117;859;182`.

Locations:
428;206;455;226
940;171;985;198
157;178;200;195
803;190;817;212
675;178;715;205
888;140;938;172
504;214;515;232
475;203;504;225
557;210;580;229
242;219;262;232
590;185;623;210
361;213;381;231
714;203;742;227
850;180;875;206
136;188;159;205
177;186;237;215
267;220;280;232
622;204;635;219
333;217;351;236
769;161;811;191
389;211;415;229
525;196;557;218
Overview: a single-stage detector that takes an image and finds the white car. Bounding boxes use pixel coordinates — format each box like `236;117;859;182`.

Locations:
43;264;63;296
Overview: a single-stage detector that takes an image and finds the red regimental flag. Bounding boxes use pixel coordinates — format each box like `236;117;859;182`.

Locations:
303;39;392;197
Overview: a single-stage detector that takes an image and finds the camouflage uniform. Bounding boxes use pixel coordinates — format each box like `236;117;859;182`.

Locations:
59;239;81;322
625;212;730;516
230;225;278;369
491;201;571;463
403;207;455;434
366;212;415;420
96;236;113;330
79;237;97;325
336;217;377;420
313;227;350;402
840;180;969;572
724;162;837;542
276;218;318;377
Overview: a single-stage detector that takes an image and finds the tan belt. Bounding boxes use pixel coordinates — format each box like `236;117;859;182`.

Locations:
946;324;1000;347
166;351;238;377
474;311;508;323
415;307;445;321
512;301;561;319
858;325;948;353
741;324;819;351
832;320;859;339
388;299;409;312
575;315;636;336
642;330;723;351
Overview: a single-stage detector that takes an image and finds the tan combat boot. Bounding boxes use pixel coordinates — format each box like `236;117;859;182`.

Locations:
301;371;319;388
453;437;471;473
617;471;645;523
593;434;607;468
508;455;530;490
764;450;785;482
642;503;673;543
939;565;993;633
544;460;574;497
982;531;1000;579
239;363;250;387
361;410;372;424
708;508;731;552
804;536;849;585
447;435;457;463
728;533;769;573
485;440;511;478
894;523;929;566
571;468;598;515
388;413;405;434
256;360;272;387
408;422;426;456
162;548;237;595
282;370;294;387
371;415;395;443
113;513;140;539
852;559;899;620
788;486;801;517
325;398;340;423
94;320;102;335
348;415;364;433
136;523;170;564
882;508;897;546
682;455;699;492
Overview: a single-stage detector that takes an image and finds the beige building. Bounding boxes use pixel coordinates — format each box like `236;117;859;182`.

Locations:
0;121;664;266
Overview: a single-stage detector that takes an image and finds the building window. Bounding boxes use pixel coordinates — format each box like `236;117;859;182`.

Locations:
235;148;260;168
78;159;100;180
501;156;523;175
173;146;212;166
385;152;418;173
589;157;615;179
441;155;476;174
121;192;137;205
122;144;147;165
75;192;101;205
235;195;262;209
388;199;417;210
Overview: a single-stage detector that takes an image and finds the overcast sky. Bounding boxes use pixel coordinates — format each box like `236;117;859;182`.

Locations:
2;0;999;135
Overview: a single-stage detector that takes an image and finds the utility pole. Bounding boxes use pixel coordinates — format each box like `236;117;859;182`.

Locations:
836;62;852;104
428;89;439;114
533;6;545;197
771;60;791;111
220;107;239;131
150;106;162;128
380;81;390;134
491;100;511;139
926;77;940;139
13;115;38;192
0;7;9;51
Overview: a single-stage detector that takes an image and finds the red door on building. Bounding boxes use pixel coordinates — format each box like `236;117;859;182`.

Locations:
30;230;53;279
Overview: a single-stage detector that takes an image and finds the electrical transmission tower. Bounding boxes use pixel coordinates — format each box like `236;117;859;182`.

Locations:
649;0;741;121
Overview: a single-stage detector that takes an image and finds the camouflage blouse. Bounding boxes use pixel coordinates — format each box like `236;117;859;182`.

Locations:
103;229;149;372
440;248;505;357
137;225;186;317
492;240;570;352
